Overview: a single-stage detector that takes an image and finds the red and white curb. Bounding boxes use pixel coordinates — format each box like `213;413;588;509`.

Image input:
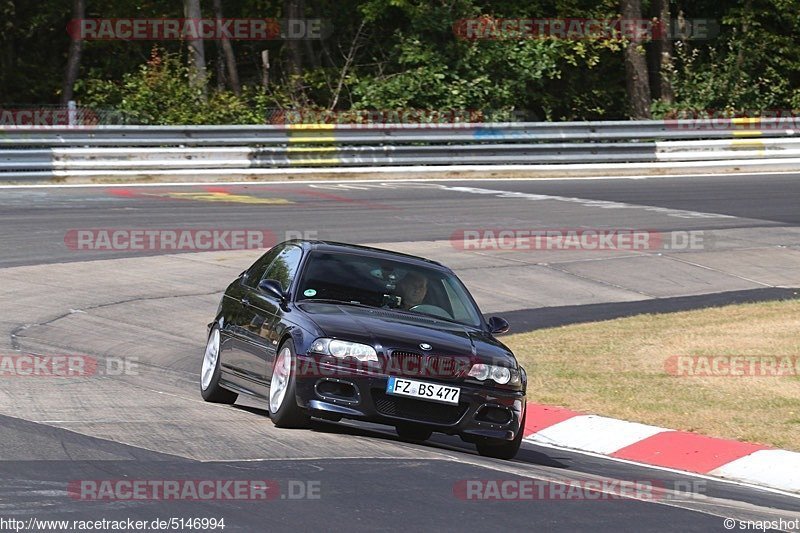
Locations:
522;404;800;494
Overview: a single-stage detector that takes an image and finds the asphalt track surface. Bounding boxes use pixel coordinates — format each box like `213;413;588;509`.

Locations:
1;173;799;532
2;173;800;268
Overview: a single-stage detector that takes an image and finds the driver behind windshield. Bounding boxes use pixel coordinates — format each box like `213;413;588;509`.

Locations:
397;272;428;310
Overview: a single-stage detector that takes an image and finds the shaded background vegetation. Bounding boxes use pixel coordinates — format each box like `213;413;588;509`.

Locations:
1;0;798;123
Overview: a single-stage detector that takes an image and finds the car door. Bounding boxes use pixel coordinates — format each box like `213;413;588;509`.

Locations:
240;244;304;389
224;245;284;382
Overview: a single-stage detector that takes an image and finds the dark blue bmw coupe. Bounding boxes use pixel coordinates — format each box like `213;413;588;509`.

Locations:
201;240;527;459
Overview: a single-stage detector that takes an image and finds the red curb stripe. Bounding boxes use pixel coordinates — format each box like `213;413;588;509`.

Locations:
523;403;581;437
610;431;769;473
107;188;135;197
203;186;233;193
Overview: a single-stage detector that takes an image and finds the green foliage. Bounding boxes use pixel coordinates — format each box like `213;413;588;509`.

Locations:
4;0;800;122
79;49;274;124
653;0;800;116
351;0;619;119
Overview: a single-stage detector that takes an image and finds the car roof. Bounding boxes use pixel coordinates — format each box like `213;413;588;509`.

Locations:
284;240;448;270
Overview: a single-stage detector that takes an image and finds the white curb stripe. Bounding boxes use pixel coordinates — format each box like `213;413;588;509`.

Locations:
523;440;800;499
710;449;800;492
524;415;669;455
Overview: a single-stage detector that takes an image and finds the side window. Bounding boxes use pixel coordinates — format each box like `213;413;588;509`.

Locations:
242;245;283;288
263;245;303;292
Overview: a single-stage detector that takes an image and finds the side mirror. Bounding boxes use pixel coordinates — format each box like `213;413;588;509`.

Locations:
487;316;510;335
258;279;286;301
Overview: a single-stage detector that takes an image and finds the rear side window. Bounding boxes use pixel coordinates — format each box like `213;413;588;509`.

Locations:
262;245;303;292
242;245;283;288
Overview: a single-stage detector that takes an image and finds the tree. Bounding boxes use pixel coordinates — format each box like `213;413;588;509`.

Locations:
183;0;207;98
62;0;85;104
284;0;304;76
621;0;651;118
651;0;674;104
284;0;305;100
8;0;800;122
212;0;240;95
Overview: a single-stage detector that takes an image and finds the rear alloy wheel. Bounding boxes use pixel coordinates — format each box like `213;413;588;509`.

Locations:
395;424;433;442
200;326;238;404
268;340;310;428
475;408;526;460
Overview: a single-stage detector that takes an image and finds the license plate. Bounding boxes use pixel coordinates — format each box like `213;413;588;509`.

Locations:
386;377;460;405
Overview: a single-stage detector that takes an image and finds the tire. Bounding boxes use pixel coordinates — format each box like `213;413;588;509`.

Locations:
268;339;310;428
200;326;238;404
395;424;433;442
475;408;526;460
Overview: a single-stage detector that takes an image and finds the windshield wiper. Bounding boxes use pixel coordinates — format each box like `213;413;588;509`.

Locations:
390;307;465;326
417;312;463;325
301;298;376;309
302;299;477;328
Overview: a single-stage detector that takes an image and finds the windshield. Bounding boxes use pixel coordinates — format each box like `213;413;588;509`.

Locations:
296;251;483;327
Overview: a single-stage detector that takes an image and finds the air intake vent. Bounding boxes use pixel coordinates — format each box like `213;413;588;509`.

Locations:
372;390;468;425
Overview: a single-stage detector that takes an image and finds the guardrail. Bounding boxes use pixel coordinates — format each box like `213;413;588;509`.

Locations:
1;119;799;180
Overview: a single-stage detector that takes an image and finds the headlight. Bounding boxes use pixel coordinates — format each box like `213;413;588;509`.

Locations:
468;363;518;385
309;338;378;363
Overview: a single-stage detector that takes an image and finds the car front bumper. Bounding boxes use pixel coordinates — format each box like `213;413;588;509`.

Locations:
294;355;526;442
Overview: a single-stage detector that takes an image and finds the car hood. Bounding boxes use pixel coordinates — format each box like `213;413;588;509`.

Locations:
296;302;516;367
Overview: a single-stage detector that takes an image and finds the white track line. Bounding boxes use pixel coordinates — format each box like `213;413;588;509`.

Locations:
0;170;799;189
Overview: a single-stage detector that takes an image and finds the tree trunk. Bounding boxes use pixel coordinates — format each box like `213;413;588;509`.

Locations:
284;0;304;98
621;0;652;118
183;0;207;99
736;0;752;70
329;20;365;111
652;0;674;103
215;45;226;91
212;0;240;95
61;0;85;105
303;0;321;70
0;1;17;102
261;50;270;90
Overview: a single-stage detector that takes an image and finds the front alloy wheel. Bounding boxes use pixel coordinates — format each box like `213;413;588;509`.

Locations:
268;340;310;428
